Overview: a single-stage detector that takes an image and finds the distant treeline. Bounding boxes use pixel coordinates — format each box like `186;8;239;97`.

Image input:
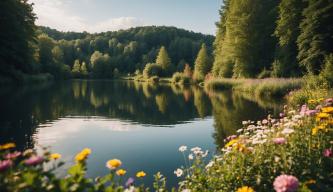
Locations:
0;0;214;82
212;0;333;78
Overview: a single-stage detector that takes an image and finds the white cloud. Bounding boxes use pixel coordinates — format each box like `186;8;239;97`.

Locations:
29;0;145;33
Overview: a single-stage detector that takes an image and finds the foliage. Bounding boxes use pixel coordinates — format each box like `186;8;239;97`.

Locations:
320;54;333;87
156;46;173;76
171;72;192;85
90;51;112;78
177;98;333;191
193;44;211;82
0;0;37;79
143;63;162;79
297;0;333;74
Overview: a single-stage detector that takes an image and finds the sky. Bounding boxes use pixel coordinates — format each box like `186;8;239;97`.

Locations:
29;0;222;35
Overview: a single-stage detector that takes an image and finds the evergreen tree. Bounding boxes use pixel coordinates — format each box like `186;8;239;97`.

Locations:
212;0;232;77
0;0;37;76
273;0;307;77
216;0;279;78
193;44;211;81
80;62;88;75
297;0;333;74
156;46;172;75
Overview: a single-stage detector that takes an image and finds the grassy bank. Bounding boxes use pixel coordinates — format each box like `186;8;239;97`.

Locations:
205;78;303;98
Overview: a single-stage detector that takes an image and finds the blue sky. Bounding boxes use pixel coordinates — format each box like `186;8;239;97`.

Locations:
30;0;221;35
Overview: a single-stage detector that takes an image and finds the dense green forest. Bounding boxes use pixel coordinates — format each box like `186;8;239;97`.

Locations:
212;0;333;79
1;0;333;83
0;0;214;82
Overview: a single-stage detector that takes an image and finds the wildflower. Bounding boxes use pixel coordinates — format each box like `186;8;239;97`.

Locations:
50;153;61;160
308;99;316;104
106;159;122;170
281;128;294;135
178;145;187;152
273;138;286;145
318;98;324;102
206;161;214;169
322;107;333;113
236;186;255;192
279;113;285;118
225;138;239;148
188;154;194;160
75;148;92;162
316;113;330;121
23;149;34;156
174;168;183;177
273;174;299;192
323;148;332;157
136;171;146;178
125;177;135;187
0;143;16;150
305;110;317;116
116;169;126;176
124;186;135;192
190;147;202;152
182;190;191;192
0;160;12;172
325;98;333;104
25;155;44;166
262;119;268;125
312;127;319;136
5;151;21;159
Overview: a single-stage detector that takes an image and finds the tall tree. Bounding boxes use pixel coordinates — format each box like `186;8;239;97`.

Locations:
0;0;37;76
297;0;333;74
215;0;279;78
156;46;172;75
193;44;211;81
37;34;55;70
273;0;307;77
212;0;232;77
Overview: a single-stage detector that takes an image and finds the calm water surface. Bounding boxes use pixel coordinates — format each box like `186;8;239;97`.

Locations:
0;80;283;187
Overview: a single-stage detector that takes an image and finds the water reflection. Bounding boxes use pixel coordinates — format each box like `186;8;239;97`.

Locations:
0;80;283;186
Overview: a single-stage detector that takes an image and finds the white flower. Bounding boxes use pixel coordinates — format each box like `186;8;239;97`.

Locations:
236;129;243;133
190;147;202;155
242;121;248;125
281;128;294;135
174;168;183;177
262;119;268;124
205;161;214;169
202;150;209;157
124;186;136;192
182;189;191;192
179;145;187;152
188;154;194;160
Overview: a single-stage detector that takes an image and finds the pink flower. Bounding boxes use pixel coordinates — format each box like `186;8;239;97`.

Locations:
325;98;333;104
273;138;287;145
5;151;21;159
0;160;13;172
25;156;44;166
323;148;332;157
273;174;299;192
305;110;317;116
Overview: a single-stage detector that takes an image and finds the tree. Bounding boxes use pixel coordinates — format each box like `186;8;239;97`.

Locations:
38;34;55;70
183;64;193;78
297;0;333;74
0;0;37;77
212;0;232;77
156;46;172;75
193;44;211;81
143;63;161;79
72;59;81;73
90;51;111;78
273;0;307;77
215;0;279;78
80;62;88;75
52;46;64;64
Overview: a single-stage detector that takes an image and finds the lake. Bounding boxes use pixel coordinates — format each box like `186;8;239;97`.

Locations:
0;80;283;188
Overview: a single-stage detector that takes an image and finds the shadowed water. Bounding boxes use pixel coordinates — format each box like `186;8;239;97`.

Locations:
0;80;283;187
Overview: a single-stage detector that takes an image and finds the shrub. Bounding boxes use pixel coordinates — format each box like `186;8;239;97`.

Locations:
143;63;161;79
171;72;183;83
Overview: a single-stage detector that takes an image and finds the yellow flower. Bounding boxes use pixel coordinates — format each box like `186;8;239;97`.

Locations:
50;153;61;160
0;143;16;150
225;138;239;148
317;113;330;119
236;186;255;192
136;171;146;178
116;169;127;176
308;99;316;104
106;159;122;170
322;107;333;114
312;127;319;135
81;148;92;155
75;148;92;162
318;98;324;102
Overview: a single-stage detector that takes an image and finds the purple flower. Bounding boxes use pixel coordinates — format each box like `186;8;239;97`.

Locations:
25;155;44;166
125;177;135;187
224;135;237;142
5;151;21;159
0;160;13;172
305;110;317;116
323;148;332;157
273;174;299;192
273;138;287;145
